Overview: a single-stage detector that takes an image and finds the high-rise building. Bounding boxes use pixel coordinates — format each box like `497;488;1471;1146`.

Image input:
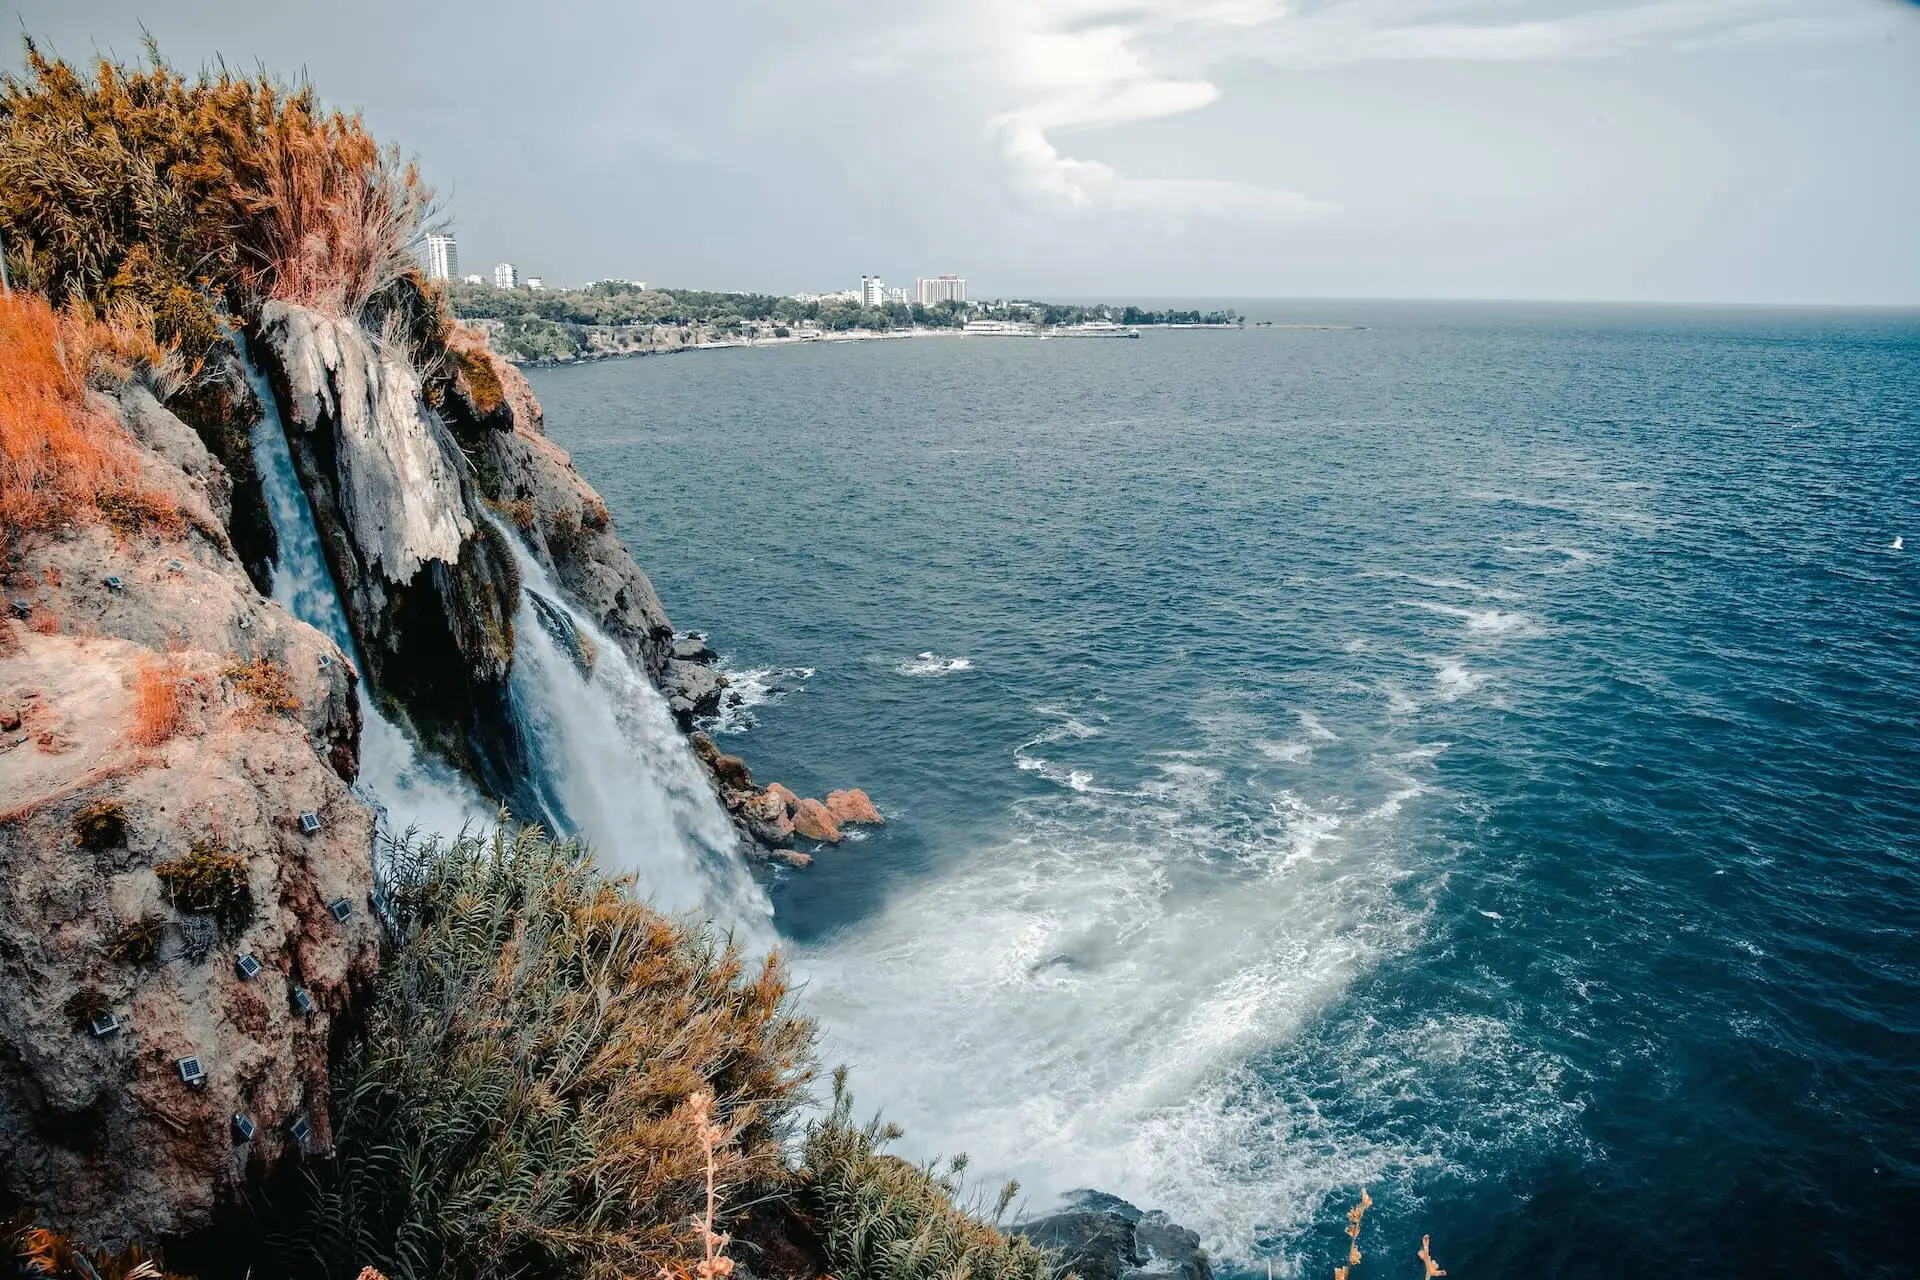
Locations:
916;275;967;305
860;275;885;307
423;232;459;281
493;262;518;289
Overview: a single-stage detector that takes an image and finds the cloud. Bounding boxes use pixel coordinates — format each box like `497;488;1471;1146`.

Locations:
864;0;1890;221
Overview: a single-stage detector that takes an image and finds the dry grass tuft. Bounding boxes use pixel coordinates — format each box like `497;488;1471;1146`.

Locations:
153;840;251;932
225;654;299;717
0;291;182;553
236;98;433;318
128;655;186;746
4;1213;186;1279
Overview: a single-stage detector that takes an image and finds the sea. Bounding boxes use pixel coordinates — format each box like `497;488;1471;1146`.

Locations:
526;301;1920;1279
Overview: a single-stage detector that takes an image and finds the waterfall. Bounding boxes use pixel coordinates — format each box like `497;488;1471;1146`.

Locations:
237;337;770;938
237;336;492;851
497;522;774;939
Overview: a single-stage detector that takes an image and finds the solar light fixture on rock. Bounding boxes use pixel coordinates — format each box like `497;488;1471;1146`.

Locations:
10;598;29;618
327;897;352;923
232;1113;256;1142
288;1114;312;1144
177;1055;206;1086
167;559;185;573
291;985;315;1015
298;811;322;835
104;575;124;591
235;952;263;980
89;1013;120;1037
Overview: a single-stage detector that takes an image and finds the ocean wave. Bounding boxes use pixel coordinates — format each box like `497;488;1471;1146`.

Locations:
1433;659;1486;700
1407;600;1544;637
897;650;974;677
705;663;815;733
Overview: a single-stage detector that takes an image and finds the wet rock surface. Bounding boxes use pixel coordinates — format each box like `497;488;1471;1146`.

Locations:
253;302;521;780
1016;1193;1212;1280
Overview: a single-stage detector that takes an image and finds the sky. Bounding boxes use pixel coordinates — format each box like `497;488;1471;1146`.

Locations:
11;1;1920;303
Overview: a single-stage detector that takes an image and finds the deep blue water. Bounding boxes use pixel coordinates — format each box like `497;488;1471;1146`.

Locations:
528;302;1920;1279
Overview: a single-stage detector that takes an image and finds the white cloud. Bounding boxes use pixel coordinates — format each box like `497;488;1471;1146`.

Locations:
865;0;1892;220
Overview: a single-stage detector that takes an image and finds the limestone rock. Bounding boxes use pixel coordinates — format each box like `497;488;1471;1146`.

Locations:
790;797;841;844
740;789;794;845
0;390;378;1249
672;635;719;665
765;782;800;812
825;788;883;826
437;329;678;684
252;303;521;778
256;302;470;581
662;660;726;719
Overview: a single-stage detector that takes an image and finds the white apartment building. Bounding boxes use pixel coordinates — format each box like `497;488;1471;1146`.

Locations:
916;275;967;305
423;232;459;281
462;274;484;286
493;262;518;289
526;277;545;291
860;275;885;307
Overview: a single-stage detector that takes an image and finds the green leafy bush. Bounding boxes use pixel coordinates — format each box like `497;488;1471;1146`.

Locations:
798;1069;1056;1280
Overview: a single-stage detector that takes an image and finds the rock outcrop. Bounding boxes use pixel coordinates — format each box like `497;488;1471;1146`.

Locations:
252;302;522;784
437;326;678;686
0;388;380;1248
1016;1193;1212;1280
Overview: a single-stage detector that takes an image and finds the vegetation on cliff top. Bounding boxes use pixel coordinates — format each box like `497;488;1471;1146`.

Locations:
287;827;813;1280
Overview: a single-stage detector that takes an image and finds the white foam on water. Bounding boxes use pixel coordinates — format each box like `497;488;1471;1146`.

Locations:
1432;659;1486;701
1297;711;1339;742
706;663;815;734
898;651;974;677
799;707;1477;1266
1256;738;1314;762
1406;601;1543;637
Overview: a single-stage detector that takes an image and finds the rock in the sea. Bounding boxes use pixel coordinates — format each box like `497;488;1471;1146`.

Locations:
741;789;795;844
1017;1193;1211;1280
663;659;727;718
790;797;842;844
689;731;753;792
672;635;719;665
825;787;884;825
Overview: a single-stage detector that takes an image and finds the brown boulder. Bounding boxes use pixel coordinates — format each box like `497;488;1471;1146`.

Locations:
825;788;884;826
740;788;794;844
790;798;842;844
765;782;800;813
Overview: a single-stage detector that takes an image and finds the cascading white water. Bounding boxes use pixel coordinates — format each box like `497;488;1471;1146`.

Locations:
496;522;774;940
238;337;492;849
237;336;768;934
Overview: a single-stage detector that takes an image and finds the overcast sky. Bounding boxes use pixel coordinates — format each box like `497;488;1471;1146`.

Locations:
13;1;1920;303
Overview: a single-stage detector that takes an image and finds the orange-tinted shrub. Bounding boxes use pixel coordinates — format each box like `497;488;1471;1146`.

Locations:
129;655;185;746
0;291;181;551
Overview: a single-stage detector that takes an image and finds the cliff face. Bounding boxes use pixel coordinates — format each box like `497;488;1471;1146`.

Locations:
252;302;523;786
0;384;381;1248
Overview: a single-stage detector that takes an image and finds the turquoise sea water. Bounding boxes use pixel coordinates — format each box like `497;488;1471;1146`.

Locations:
528;302;1920;1278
